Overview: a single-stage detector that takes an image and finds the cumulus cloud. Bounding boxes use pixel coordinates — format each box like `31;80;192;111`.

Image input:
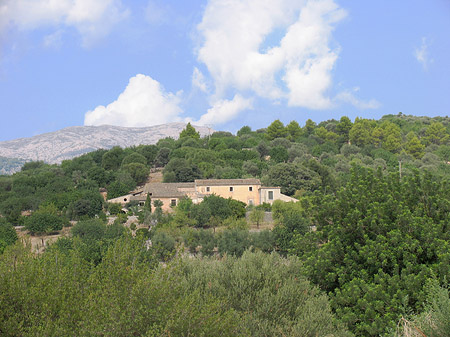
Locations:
196;0;347;109
192;67;209;93
84;74;183;127
335;88;381;110
414;37;432;71
197;95;253;126
0;0;129;47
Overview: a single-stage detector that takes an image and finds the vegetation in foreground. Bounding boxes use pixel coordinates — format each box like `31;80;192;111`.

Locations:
2;115;450;336
0;237;351;336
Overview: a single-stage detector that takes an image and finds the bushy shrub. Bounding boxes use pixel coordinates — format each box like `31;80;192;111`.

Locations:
152;232;176;261
0;219;18;253
217;229;250;257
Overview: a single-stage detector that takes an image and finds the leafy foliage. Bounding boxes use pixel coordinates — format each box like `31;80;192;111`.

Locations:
0;218;17;253
290;167;450;336
2;113;450;336
24;203;67;234
0;237;351;337
179;122;201;139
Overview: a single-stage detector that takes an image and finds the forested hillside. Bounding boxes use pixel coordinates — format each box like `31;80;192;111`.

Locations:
1;114;450;336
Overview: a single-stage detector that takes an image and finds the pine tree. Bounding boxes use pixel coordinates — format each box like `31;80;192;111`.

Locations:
179;122;200;139
145;193;152;213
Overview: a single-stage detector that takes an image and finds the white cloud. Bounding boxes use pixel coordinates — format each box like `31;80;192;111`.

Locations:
197;95;253;126
84;74;183;127
192;67;209;93
414;37;432;71
335;88;381;110
43;30;63;49
0;0;129;47
196;0;348;109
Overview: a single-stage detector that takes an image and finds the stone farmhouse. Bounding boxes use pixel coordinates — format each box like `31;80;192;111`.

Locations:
108;178;296;212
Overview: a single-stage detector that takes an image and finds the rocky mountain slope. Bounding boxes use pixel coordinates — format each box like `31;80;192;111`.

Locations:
0;123;212;174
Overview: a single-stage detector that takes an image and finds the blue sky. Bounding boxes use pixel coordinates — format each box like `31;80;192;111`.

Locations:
0;0;449;141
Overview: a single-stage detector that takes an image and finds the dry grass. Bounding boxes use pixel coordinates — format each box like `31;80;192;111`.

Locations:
395;317;428;337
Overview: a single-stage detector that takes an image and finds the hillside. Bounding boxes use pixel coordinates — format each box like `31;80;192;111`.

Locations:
0;123;212;173
2;115;450;336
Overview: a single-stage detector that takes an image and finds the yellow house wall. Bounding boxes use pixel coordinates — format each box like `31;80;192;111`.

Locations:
154;197;178;213
259;188;282;205
260;188;298;204
107;194;133;206
198;184;260;205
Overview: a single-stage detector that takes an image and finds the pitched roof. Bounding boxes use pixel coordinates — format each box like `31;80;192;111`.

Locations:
195;178;261;186
142;182;195;198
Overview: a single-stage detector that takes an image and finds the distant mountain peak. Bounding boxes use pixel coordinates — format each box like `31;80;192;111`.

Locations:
0;123;213;173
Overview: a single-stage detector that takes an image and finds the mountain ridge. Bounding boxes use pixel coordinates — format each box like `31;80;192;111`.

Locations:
0;123;213;173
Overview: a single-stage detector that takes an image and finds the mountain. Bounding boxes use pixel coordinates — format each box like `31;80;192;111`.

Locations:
0;157;27;175
0;123;213;174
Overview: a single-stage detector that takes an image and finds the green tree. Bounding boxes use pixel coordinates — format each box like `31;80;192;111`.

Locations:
237;125;252;137
315;126;338;143
152;232;176;261
423;121;449;145
266;120;287;140
271;200;309;253
71;218;106;241
25;203;65;234
21;161;45;171
145;193;152;213
68;191;104;219
349;118;376;147
0;218;18;253
304;119;317;135
217;229;251;257
286;120;303;140
249;208;264;228
153;199;163;209
121;162;149;185
256;142;270;158
136;144;158;166
373;121;402;152
227;198;246;219
163;158;202;182
270;145;289;163
107;202;122;215
155;147;171;167
405;131;425;158
102;146;124;171
294;167;450;336
121;152;147;166
336;116;353;141
242;160;260;176
190;202;212;228
265;163;321;196
153;199;164;222
179;122;200;139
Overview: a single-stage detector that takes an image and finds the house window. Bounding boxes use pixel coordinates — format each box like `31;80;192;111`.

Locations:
248;199;254;205
124;198;127;202
206;187;210;192
268;191;273;200
171;199;177;206
249;186;253;191
230;187;234;192
149;193;152;196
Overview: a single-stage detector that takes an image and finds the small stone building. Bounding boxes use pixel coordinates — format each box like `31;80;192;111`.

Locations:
107;178;297;211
